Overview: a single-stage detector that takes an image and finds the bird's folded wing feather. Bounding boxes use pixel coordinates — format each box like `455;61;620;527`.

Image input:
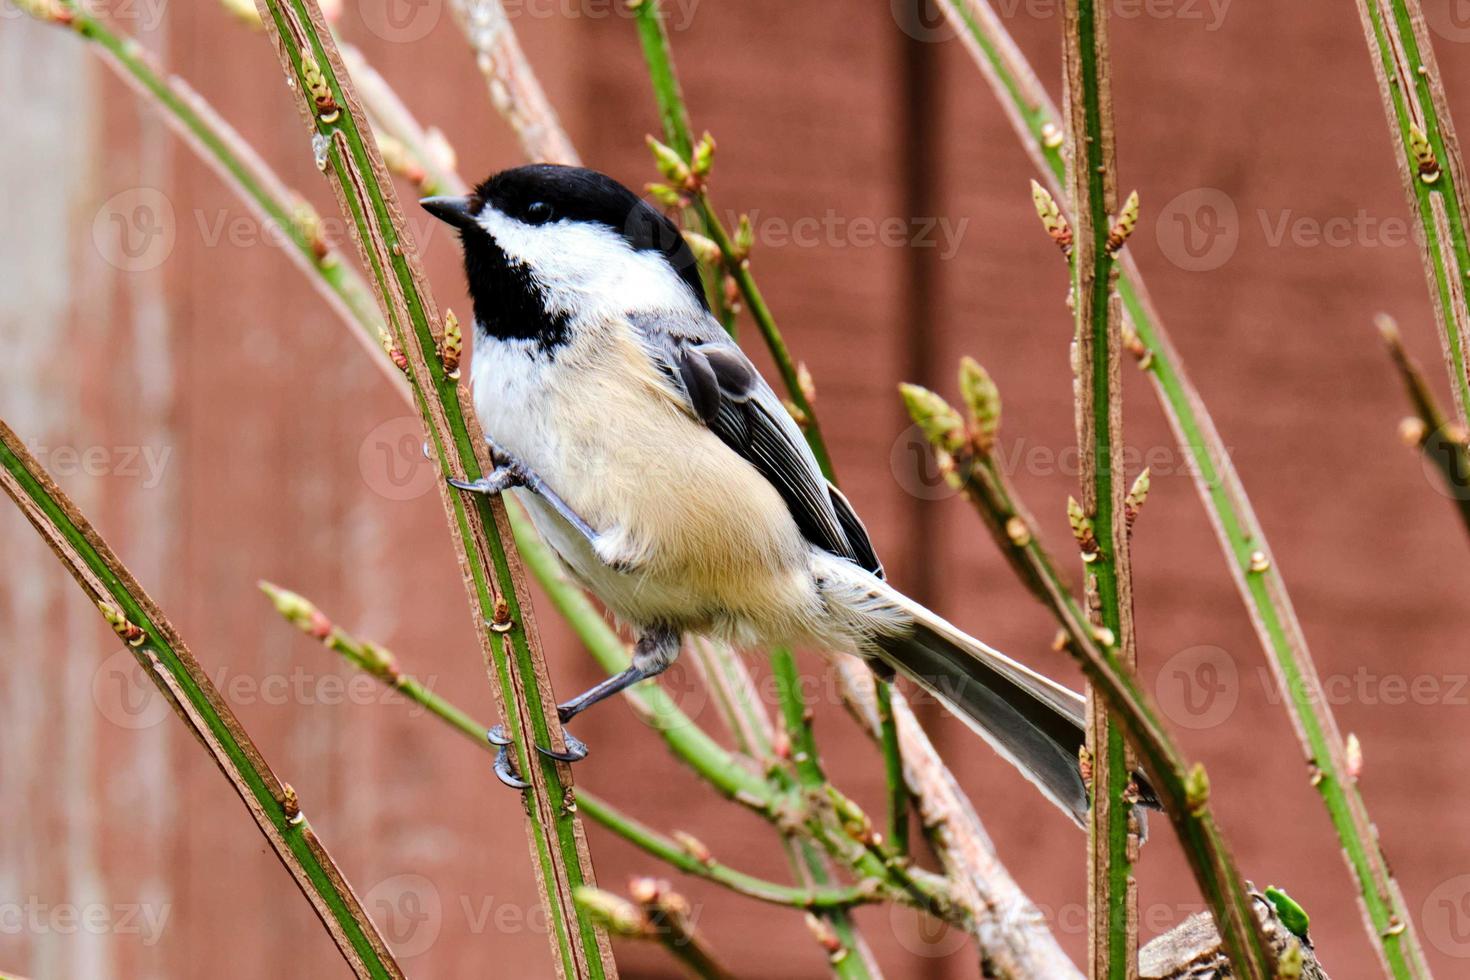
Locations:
629;311;882;576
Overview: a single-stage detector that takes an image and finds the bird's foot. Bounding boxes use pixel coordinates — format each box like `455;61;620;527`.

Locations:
535;727;589;763
486;725;530;790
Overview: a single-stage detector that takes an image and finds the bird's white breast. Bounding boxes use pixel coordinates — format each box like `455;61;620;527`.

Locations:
471;315;822;643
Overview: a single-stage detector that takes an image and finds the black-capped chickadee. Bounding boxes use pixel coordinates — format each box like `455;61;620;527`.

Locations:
423;164;1145;826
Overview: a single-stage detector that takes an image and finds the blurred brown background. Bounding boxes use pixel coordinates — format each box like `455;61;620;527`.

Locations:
4;0;1470;976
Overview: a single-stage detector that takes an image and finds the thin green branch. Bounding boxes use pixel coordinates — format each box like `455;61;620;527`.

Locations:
1059;1;1137;972
902;380;1274;977
17;0;399;397
630;0;916;877
631;0;833;476
938;0;1429;973
258;581;881;913
0;424;402;980
1377;315;1470;537
247;3;613;974
1356;0;1470;424
684;641;882;978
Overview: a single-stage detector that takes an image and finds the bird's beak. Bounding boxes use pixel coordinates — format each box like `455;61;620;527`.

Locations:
420;195;479;230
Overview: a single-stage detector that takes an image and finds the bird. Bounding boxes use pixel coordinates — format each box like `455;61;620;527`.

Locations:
421;163;1149;826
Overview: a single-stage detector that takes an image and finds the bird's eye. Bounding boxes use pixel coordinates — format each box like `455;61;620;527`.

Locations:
525;201;553;225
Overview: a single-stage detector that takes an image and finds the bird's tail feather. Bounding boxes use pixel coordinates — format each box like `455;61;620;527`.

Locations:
864;582;1096;825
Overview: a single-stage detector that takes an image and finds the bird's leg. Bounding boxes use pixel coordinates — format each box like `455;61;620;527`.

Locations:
486;724;530;790
448;437;630;567
535;628;681;763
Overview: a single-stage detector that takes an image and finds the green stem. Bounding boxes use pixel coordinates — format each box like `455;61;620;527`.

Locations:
1060;0;1134;973
250;4;612;974
630;0;833;477
1379;314;1470;538
575;887;732;980
29;4;393;388
941;0;1427;973
631;4;913;897
258;585;883;913
0;425;402;980
1358;0;1470;424
629;0;738;333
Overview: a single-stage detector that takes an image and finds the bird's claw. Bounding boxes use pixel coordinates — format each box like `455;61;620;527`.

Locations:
486;725;530;790
448;466;523;497
536;729;589;763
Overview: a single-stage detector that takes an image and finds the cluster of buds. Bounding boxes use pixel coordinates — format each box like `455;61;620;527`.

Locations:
1345;732;1363;780
1067;495;1100;562
281;782;302;823
1030;180;1073;255
439;309;463;379
290;199;328;262
1121;321;1153;370
1106;189;1140;253
16;0;74;24
1124;467;1151;531
732;213;754;263
1407;122;1441;184
259;582;333;640
98;601;146;647
300;53;341;125
805;913;846;962
672;831;713;866
1184;761;1210;815
646;130;717;199
900;383;967;459
490;596;514;633
830;789;878;848
378;134;430;193
681;230;720;267
377;326;408;373
957;356;1001;453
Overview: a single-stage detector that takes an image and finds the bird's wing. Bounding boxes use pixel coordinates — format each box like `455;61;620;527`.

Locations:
630;311;882;576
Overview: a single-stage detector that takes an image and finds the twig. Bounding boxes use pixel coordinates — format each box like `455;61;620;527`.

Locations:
0;423;402;980
444;0;580;164
1356;0;1470;423
631;0;834;476
838;669;1084;980
1058;0;1138;971
1141;893;1328;980
248;3;614;974
576;882;733;980
15;0;401;398
629;0;920;891
1377;314;1470;536
939;1;1429;972
902;378;1274;977
257;581;884;914
341;45;462;198
685;640;883;977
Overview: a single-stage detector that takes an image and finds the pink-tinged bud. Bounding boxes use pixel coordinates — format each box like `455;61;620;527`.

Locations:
439;310;463;379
